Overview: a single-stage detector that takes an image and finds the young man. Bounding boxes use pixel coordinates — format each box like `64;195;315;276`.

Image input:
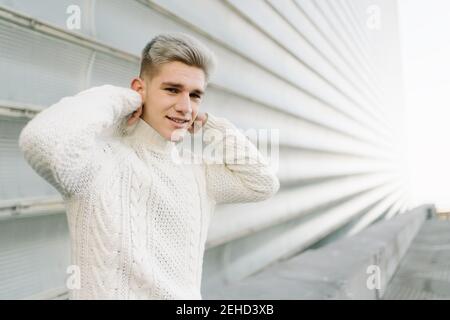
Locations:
19;33;279;299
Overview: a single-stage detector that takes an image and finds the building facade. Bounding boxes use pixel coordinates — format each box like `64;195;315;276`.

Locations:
0;0;408;299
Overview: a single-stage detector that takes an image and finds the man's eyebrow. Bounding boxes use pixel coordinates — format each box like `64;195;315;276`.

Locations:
161;82;204;95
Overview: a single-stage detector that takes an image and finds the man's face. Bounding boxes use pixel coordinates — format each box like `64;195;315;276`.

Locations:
137;61;206;141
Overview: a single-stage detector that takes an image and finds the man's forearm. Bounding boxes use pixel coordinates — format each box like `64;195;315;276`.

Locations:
18;85;142;197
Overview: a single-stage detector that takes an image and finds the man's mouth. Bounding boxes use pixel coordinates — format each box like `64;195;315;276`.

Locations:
165;116;190;124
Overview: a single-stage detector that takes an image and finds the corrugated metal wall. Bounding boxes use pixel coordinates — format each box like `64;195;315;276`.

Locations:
0;0;410;299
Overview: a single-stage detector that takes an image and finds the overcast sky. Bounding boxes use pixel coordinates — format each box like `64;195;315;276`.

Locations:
398;0;450;210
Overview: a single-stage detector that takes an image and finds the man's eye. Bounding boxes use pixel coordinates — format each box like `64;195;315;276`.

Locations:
190;94;201;100
165;88;178;93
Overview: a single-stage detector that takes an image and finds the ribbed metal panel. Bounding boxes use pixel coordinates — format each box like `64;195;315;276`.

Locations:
0;0;409;298
0;214;69;299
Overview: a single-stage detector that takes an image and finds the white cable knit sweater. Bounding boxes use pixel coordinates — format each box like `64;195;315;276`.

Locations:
18;85;279;300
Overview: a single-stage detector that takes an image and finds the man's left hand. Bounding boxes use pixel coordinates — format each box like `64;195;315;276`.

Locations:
188;112;208;134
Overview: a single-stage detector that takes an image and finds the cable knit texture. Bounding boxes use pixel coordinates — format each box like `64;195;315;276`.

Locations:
18;85;279;300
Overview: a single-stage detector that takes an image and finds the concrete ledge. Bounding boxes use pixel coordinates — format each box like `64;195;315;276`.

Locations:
205;205;432;299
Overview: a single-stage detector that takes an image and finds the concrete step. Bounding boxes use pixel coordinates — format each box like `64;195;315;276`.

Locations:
204;205;432;299
383;219;450;299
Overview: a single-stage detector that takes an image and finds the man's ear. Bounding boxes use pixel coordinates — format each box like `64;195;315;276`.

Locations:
130;77;145;102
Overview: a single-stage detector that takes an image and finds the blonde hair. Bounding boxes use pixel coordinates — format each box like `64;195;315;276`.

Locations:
139;33;216;82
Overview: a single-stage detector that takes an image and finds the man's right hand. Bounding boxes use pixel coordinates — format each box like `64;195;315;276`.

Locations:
77;84;142;126
127;105;143;126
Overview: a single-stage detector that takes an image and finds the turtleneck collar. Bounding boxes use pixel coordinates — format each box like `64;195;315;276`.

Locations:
124;118;177;154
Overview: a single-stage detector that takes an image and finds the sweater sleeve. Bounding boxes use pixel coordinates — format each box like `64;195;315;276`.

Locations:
202;113;280;205
18;85;142;198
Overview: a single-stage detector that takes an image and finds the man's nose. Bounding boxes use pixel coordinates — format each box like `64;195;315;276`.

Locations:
174;93;192;114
